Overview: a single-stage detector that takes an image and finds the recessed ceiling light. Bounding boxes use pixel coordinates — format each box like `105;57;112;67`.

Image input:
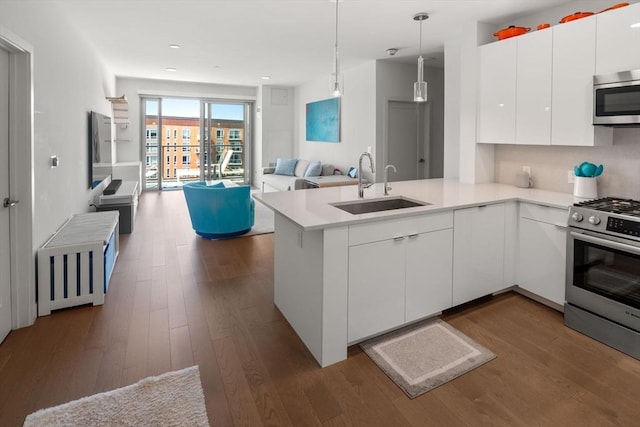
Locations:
165;67;177;72
261;76;271;80
169;44;180;49
631;22;640;28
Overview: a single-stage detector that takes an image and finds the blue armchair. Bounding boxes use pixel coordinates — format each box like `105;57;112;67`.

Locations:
183;181;255;239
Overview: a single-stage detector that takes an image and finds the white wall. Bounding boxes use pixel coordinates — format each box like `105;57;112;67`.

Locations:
444;37;461;179
444;21;495;184
0;1;116;247
260;86;295;166
294;61;377;181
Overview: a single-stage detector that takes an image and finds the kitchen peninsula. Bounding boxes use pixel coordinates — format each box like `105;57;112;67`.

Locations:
255;179;576;367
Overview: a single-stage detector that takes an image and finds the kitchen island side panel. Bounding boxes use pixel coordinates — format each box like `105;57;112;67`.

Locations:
273;213;349;367
274;213;325;364
321;226;349;366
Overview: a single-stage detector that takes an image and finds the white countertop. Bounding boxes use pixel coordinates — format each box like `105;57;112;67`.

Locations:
254;178;578;230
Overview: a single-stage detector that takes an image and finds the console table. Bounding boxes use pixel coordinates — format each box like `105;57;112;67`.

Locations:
303;175;360;188
95;180;138;233
37;211;119;316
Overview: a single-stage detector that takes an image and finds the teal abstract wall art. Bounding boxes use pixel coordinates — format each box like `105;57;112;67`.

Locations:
306;97;340;142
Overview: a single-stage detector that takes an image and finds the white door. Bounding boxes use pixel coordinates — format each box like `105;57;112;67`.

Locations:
0;46;11;342
387;101;429;181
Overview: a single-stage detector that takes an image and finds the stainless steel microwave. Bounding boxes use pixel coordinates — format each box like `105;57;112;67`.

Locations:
593;69;640;126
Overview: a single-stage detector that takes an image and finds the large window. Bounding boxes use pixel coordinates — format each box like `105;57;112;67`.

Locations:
142;97;251;190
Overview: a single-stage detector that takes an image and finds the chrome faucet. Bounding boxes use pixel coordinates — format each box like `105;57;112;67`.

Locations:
384;164;397;196
358;152;374;198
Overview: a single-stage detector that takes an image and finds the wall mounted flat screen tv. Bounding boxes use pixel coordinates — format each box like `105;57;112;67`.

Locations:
88;111;113;189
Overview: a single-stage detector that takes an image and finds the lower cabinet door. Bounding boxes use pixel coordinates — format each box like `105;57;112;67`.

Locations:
348;238;405;342
517;218;567;306
405;229;453;322
453;204;506;306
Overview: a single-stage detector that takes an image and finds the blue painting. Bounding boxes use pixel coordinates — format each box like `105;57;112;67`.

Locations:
306;97;340;142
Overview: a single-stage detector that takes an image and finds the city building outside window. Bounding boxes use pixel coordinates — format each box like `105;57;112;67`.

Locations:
146;129;157;140
229;129;241;140
166;128;170;140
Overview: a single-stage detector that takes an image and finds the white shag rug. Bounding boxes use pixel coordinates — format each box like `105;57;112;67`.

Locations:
23;366;209;427
244;197;274;237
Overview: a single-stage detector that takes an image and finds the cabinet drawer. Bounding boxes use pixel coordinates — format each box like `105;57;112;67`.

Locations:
519;203;567;227
349;211;453;246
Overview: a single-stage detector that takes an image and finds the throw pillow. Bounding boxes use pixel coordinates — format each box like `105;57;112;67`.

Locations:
208;181;225;188
304;161;322;177
294;159;310;177
274;158;298;176
321;164;335;176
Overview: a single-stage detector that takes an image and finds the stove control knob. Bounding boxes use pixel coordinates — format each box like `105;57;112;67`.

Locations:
571;212;583;222
589;216;601;225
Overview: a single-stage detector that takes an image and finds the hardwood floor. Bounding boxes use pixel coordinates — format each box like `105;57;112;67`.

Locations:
2;190;640;426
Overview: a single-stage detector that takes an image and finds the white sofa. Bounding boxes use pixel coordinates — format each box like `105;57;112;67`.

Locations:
262;159;335;192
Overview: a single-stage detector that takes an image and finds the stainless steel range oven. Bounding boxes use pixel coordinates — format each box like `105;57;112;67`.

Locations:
566;197;640;359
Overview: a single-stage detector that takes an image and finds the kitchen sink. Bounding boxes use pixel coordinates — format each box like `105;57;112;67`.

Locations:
331;197;430;215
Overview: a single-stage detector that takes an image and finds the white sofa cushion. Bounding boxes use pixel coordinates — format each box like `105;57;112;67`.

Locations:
294;159;310;177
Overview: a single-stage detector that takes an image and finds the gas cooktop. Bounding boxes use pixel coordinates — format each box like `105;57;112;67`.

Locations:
574;197;640;217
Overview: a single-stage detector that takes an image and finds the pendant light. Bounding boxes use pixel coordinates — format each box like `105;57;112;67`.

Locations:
413;13;429;103
331;0;342;97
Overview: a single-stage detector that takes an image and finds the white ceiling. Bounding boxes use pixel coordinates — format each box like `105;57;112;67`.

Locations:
54;0;585;87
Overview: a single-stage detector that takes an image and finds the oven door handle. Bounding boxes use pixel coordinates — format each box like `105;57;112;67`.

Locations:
570;231;640;255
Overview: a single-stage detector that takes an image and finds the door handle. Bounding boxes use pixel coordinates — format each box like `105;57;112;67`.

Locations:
3;198;19;208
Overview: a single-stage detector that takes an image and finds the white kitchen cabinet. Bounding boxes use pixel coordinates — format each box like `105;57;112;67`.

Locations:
405;229;453;323
516;29;552;145
347;213;453;342
517;203;567;308
551;16;611;146
477;37;517;144
453;203;505;306
596;3;640;75
348;238;406;342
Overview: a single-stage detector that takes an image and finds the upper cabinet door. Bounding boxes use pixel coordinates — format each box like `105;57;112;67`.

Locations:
551;16;599;146
516;29;552;145
596;3;640;75
477;38;517;144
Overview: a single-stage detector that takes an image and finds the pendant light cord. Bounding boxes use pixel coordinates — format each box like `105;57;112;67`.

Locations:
334;0;340;93
418;17;423;83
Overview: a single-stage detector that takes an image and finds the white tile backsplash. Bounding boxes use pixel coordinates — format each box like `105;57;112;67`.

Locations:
495;128;640;199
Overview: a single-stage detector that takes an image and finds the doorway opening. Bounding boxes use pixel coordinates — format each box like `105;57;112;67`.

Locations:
386;100;430;181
